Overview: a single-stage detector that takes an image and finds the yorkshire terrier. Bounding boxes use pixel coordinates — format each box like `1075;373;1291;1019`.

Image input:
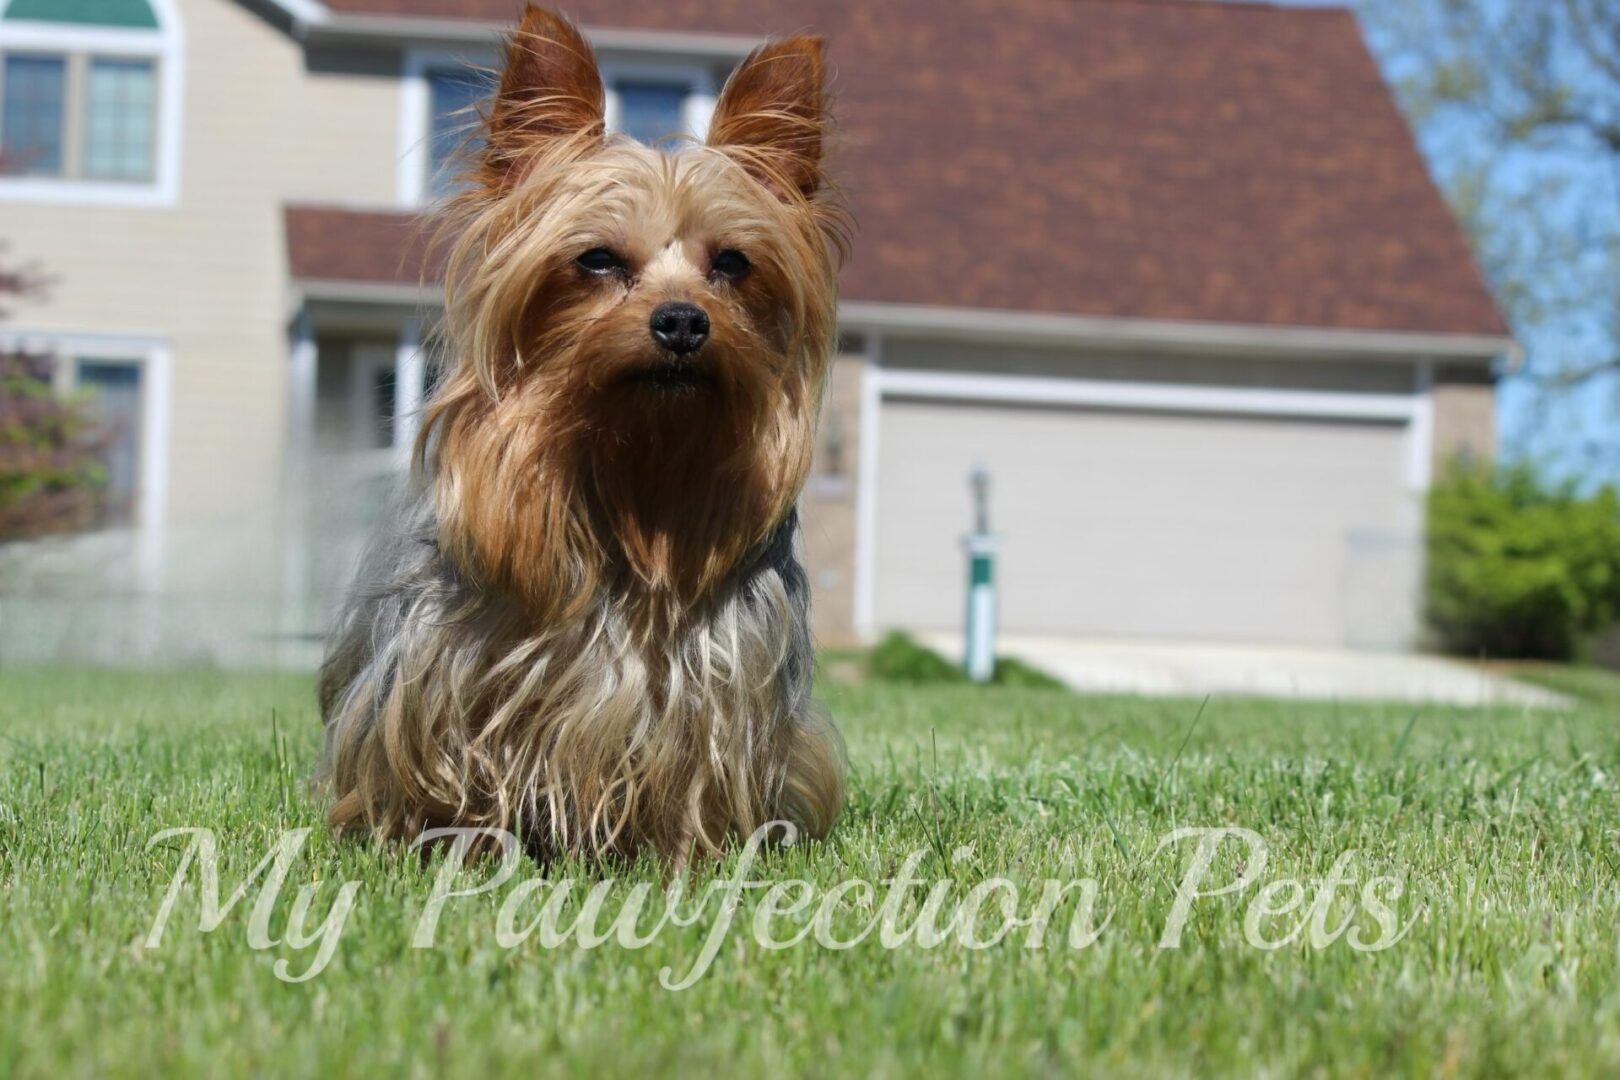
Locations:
318;6;848;864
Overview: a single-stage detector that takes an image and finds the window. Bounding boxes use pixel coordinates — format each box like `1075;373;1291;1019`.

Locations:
83;57;154;180
601;61;715;149
1;54;65;174
402;48;720;206
0;331;169;562
614;81;688;147
76;359;143;524
370;365;397;449
345;341;398;452
0;0;179;204
1;53;157;182
426;66;492;198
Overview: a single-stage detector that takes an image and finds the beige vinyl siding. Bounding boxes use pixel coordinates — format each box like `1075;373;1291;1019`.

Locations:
1432;363;1496;469
0;0;403;530
873;398;1421;648
0;0;410;662
285;45;403;206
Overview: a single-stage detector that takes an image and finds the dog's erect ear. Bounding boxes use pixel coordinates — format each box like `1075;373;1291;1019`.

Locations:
485;6;604;178
707;36;826;200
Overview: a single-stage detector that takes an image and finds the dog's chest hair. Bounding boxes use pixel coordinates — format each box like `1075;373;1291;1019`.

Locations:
320;488;815;783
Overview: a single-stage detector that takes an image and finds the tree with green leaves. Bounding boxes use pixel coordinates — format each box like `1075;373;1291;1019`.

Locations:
0;250;107;541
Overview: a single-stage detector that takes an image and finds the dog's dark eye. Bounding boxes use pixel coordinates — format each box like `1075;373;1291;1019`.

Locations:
576;247;626;274
710;249;751;280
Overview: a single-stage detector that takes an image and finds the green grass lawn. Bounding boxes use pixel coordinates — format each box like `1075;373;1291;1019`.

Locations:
3;669;1620;1077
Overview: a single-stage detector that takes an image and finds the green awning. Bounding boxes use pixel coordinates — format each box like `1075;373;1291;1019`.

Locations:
3;0;160;30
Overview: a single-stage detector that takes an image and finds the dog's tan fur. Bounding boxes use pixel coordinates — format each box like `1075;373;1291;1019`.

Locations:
318;7;849;863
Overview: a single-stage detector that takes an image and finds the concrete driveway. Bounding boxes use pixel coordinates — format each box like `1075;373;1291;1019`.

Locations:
916;632;1571;708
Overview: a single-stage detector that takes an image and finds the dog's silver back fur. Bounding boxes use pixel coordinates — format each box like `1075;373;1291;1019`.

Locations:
318;484;843;861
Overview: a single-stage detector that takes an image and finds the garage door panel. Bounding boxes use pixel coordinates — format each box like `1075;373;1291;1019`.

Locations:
873;399;1420;647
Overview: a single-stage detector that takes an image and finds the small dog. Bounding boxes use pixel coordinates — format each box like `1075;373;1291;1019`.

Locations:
318;6;848;864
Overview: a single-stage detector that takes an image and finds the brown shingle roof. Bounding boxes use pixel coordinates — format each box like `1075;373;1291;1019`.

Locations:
286;0;1508;336
285;205;437;284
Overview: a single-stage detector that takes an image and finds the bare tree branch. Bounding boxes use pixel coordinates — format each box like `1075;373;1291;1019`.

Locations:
1361;0;1620;393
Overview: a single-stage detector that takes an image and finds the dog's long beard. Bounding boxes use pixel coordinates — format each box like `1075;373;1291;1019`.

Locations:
428;327;816;638
584;359;788;618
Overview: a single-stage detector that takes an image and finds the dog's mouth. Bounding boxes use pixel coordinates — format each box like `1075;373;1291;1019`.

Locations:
621;358;715;392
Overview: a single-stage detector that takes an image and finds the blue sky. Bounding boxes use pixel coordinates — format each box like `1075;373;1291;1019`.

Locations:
1269;0;1620;483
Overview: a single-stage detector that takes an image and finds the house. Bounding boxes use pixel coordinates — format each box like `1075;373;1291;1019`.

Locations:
0;0;1511;665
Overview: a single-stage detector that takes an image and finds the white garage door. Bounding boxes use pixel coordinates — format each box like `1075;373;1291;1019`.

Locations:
873;399;1422;648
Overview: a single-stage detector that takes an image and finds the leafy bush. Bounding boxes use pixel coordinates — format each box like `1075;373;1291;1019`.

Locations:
0;251;106;541
1426;462;1620;660
0;349;107;540
987;655;1068;691
868;631;965;683
866;631;1067;689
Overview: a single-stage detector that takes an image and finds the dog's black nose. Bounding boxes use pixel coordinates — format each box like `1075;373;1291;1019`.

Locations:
649;302;710;356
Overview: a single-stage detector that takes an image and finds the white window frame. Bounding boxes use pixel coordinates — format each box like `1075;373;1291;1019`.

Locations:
0;329;172;576
0;0;184;208
598;58;716;147
397;46;490;207
397;45;718;208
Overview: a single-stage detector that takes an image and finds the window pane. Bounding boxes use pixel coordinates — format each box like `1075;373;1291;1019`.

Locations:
83;57;156;181
372;366;396;449
76;360;143;525
616;82;688;147
1;54;67;176
427;67;492;198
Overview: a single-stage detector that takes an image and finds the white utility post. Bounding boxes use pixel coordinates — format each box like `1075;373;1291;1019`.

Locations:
962;462;1000;683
